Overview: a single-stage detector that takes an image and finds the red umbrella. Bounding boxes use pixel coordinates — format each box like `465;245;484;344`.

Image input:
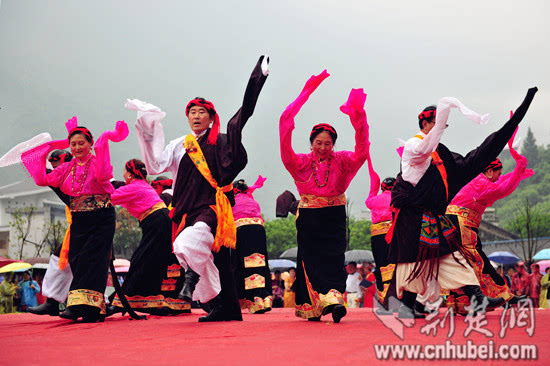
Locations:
0;256;22;268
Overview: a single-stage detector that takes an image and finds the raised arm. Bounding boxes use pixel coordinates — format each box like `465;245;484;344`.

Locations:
279;70;330;171
246;174;267;196
339;88;369;173
226;55;270;147
125;99;174;175
21;138;69;187
481;130;534;203
459;87;538;184
94;121;129;182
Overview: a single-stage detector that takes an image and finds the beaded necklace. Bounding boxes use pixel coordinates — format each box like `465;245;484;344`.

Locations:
71;156;92;195
312;156;331;188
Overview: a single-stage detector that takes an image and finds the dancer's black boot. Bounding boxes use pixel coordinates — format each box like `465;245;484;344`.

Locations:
398;290;425;319
27;298;59;316
178;268;200;303
461;285;505;313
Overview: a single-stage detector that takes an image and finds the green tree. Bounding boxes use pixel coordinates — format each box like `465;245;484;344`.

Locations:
9;206;37;259
348;218;372;250
521;127;539;167
44;219;68;256
113;206;141;258
505;197;550;262
264;215;298;258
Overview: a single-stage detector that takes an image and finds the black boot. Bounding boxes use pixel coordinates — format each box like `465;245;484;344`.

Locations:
59;305;103;322
178;269;200;303
198;295;226;322
398;291;425;319
507;295;527;305
461;285;505;312
28;298;60;316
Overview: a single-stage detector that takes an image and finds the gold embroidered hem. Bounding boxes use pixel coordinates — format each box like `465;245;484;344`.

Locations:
244;274;265;290
371;220;392;236
67;289;106;314
239;296;273;313
112;295;191;311
70;194;112;212
244;253;266;268
294;263;345;319
298;193;346;209
235;217;264;228
166;264;182;278
446;205;481;228
377;283;390;304
161;278;177;291
380;263;396;283
138;202;167;222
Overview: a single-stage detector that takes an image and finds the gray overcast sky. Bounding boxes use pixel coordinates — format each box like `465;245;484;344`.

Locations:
1;0;548;219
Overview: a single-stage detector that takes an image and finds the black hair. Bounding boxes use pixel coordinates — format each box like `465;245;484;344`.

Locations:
309;123;338;144
418;105;437;130
233;179;248;194
348;261;357;267
69;126;93;144
125;159;148;180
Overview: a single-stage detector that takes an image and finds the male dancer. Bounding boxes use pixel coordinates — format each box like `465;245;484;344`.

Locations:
387;88;537;318
127;56;269;322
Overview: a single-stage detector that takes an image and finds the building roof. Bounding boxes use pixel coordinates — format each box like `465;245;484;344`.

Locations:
0;179;51;199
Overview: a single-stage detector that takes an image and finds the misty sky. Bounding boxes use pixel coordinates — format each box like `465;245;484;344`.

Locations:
0;0;548;219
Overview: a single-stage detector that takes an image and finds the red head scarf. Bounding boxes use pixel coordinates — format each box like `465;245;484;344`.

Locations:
68;126;94;145
485;158;503;172
125;159;147;180
185;98;220;145
151;179;173;195
418;109;436;121
309;123;338;144
48;151;73;164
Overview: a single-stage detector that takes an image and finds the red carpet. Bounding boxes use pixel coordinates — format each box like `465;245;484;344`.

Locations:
0;308;547;365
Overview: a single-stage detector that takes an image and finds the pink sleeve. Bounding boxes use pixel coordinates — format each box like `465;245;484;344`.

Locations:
246;175;267;196
111;184;133;206
280;70;330;174
21;139;70;187
93;121;129;182
339;88;370;175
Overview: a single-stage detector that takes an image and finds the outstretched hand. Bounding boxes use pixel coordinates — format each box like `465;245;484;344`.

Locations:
340;88;366;115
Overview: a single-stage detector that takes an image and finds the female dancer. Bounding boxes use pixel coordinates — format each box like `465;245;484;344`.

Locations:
21;117;128;322
446;127;533;314
232;175;273;314
109;159;190;315
279;70;369;322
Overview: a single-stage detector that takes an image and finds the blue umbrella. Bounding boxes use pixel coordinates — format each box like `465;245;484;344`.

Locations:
533;249;550;261
269;259;297;270
487;251;520;264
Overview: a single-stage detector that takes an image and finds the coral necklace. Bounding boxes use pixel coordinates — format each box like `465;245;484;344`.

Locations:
71;156;92;195
312;157;331;188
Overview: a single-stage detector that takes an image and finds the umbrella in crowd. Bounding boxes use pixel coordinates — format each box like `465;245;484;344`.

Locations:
487;251;520;265
0;262;32;273
536;259;550;274
533;248;550;261
269;259;297;270
279;247;298;261
344;250;374;264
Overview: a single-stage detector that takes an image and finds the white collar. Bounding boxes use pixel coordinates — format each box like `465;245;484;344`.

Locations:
191;129;208;139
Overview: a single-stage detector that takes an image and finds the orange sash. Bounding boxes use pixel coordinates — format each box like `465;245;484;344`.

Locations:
183;134;236;252
58;206;72;270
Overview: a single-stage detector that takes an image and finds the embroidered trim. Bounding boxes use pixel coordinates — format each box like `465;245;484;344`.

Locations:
298;193;346;209
112;295;191;311
377;283;390;304
235;217;264;228
244;253;266;268
161;278;177;291
138;201;167;222
239;296;273;314
244;274;265;290
70;194;112;212
371;220;392;236
380;263;396;283
446;205;481;228
67;289;106;313
166;264;181;278
294;261;345;319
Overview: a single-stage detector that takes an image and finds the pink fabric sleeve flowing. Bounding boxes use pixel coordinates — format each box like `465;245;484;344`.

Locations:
279;70;330;175
93;121;129;183
245;175;267;198
338;88;370;176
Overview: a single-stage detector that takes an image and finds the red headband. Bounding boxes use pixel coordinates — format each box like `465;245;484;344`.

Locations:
185;98;220;145
151;179;173;194
125;159;147;180
68;127;94;145
48;152;72;164
381;181;394;191
485;158;503;172
310;123;337;138
418;109;436;121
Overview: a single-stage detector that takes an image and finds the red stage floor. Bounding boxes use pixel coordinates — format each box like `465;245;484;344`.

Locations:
0;307;547;365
